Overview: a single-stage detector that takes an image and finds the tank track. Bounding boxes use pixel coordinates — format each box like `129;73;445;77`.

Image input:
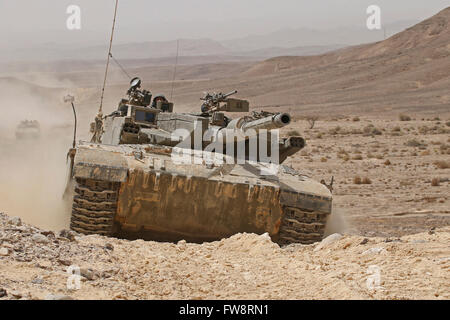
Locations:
70;178;120;236
277;206;329;245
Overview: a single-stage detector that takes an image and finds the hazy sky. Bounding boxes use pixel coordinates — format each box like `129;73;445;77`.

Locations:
0;0;449;47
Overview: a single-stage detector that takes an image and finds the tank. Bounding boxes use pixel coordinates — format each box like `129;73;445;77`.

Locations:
66;78;332;245
15;120;41;140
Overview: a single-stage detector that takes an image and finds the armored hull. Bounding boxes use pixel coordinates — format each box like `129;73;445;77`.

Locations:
70;141;332;244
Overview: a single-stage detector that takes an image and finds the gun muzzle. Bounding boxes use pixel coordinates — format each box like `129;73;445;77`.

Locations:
241;113;291;132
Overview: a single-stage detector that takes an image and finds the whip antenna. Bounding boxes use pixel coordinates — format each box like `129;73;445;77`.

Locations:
110;52;132;80
99;0;119;113
170;39;180;101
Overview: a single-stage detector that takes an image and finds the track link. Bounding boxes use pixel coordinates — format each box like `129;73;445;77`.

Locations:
277;206;330;245
70;178;120;236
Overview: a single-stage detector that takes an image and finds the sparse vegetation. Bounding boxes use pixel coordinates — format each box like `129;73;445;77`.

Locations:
399;114;411;121
287;130;301;136
350;128;363;134
329;126;341;135
353;176;372;185
434;161;449;169
405;139;426;148
306;116;319;129
431;178;440;187
363;124;382;136
440;144;449;155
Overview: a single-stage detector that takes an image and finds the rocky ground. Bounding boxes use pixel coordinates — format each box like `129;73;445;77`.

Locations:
284;116;450;238
0;213;448;300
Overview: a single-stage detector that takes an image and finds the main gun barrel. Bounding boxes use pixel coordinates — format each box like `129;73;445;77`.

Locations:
241;113;291;133
223;113;291;136
223;90;238;99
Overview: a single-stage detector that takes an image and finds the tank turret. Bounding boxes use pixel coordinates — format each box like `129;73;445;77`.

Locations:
98;83;305;164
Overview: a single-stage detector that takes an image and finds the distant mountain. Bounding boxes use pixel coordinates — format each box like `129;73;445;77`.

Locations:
232;45;345;58
0;20;418;66
0;38;231;63
222;20;419;52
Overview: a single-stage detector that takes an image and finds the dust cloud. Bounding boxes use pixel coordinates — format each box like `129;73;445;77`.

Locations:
0;79;75;231
324;206;349;236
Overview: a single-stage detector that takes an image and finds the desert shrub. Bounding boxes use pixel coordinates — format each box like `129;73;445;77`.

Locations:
446;121;450;127
431;178;440;187
287;130;301;136
352;154;363;160
320;157;328;163
405;139;426;147
362;177;372;185
421;150;431;156
329;126;341;135
399;114;411;121
363;124;382;136
349;128;362;134
306;116;318;129
400;180;413;187
434;161;449;169
418;126;430;134
372;128;382;135
384;159;391;165
353;176;362;185
352;117;360;122
392;126;401;132
440;144;450;155
337;149;348;157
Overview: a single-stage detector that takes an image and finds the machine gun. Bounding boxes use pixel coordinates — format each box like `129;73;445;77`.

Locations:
200;90;242;114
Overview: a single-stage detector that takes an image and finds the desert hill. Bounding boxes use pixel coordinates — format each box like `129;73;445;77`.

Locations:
232;7;450;116
3;8;449;121
245;7;450;76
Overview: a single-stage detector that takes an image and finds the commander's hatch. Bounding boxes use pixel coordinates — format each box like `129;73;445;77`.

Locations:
128;105;160;128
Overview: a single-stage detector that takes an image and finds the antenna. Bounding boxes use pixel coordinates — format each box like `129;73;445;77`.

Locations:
99;0;119;114
110;52;131;80
170;39;180;101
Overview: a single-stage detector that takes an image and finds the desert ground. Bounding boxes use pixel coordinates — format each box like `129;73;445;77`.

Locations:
0;7;449;300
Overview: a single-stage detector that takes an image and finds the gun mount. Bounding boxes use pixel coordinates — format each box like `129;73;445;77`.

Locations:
200;90;249;114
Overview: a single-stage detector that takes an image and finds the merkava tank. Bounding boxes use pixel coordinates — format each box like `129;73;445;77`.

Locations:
67;78;332;244
15;120;41;140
